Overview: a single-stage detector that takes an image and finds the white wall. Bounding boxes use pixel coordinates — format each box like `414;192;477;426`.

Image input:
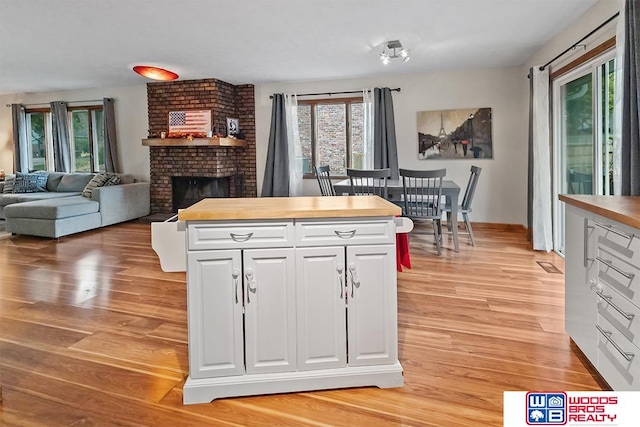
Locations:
0;84;150;182
255;67;528;225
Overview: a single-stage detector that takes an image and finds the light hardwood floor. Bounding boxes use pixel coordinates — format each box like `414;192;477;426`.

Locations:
0;221;605;426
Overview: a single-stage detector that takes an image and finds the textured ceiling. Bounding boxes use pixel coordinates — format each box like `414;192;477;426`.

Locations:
0;0;599;95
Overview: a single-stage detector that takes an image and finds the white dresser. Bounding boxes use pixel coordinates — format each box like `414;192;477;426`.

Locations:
179;196;404;404
561;195;640;391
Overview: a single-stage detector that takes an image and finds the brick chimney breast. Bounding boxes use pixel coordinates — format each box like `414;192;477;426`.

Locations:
147;79;256;214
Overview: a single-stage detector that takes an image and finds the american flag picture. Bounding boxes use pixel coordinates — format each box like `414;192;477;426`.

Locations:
168;110;211;134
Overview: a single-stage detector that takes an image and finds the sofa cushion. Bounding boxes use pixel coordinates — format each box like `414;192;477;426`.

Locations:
2;175;15;193
118;174;135;184
56;173;95;192
45;172;65;192
4;196;99;220
12;172;48;193
82;173;121;198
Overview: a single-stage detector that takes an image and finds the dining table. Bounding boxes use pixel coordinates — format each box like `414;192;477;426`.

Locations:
333;178;462;253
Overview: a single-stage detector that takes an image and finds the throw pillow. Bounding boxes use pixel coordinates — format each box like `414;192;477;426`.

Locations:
82;173;112;198
2;175;15;194
12;172;48;193
104;174;121;186
81;173;121;198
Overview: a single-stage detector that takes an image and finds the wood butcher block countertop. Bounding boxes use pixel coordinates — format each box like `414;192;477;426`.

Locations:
560;195;640;229
178;196;402;221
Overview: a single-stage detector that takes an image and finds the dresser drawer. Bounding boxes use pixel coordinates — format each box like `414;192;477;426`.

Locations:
295;218;394;247
188;221;294;250
597;284;640;349
596;249;640;309
596;314;640;391
596;220;640;269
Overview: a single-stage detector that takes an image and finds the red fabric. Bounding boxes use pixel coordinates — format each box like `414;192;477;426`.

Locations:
396;233;411;272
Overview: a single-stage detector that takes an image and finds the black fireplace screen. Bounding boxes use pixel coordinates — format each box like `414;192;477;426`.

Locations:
172;176;230;210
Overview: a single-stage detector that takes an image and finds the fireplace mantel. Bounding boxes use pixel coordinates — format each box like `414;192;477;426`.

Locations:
142;137;246;147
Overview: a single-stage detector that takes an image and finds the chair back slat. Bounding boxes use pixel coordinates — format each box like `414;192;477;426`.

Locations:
461;166;482;210
315;165;336;196
399;168;446;219
347;168;390;199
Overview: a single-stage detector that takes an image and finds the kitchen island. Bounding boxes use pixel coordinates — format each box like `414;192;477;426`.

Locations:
178;196;404;404
560;195;640;391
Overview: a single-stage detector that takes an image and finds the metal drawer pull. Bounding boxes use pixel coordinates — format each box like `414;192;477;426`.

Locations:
596;257;635;279
348;263;360;298
230;232;253;242
232;269;240;304
594;222;634;240
584;220;594;267
596;325;635;361
596;291;636;321
245;268;256;303
334;230;356;239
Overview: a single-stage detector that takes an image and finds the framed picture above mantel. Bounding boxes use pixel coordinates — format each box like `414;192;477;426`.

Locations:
168;110;212;138
417;107;493;159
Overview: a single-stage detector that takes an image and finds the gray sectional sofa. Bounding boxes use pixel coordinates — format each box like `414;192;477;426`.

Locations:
0;172;150;238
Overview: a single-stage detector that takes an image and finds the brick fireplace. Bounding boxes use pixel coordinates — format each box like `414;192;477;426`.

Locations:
146;79;257;214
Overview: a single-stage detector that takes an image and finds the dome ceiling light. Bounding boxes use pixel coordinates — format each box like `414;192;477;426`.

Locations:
132;65;179;81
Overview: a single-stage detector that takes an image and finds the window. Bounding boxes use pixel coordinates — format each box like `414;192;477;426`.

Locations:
552;52;616;255
298;98;364;176
70;107;105;172
25;105;105;172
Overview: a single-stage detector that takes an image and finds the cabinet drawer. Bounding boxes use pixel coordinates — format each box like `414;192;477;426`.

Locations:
295;218;394;247
596;314;640;390
596;250;640;309
597;284;640;349
188;221;294;250
596;220;640;269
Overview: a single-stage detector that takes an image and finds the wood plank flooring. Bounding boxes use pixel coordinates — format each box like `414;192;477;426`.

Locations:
0;221;605;426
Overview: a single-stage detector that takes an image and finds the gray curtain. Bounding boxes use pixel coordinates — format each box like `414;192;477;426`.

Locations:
621;0;640;195
11;104;29;172
373;87;399;180
103;98;121;173
51;101;71;172
261;94;290;197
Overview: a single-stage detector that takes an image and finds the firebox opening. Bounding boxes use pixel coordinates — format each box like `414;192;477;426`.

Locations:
172;176;230;211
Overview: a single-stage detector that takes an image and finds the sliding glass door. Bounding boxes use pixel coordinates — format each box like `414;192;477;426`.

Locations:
553;52;615;255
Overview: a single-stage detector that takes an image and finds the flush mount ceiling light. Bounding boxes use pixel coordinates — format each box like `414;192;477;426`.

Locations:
379;40;410;65
132;65;179;81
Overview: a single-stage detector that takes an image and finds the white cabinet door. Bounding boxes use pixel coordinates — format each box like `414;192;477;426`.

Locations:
244;248;297;374
296;246;347;371
564;206;598;362
187;250;244;379
346;244;397;366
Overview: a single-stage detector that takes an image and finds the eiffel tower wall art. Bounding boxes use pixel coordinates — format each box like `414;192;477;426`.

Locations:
417;107;492;160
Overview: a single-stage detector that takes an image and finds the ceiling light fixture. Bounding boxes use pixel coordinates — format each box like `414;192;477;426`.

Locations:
379;40;411;65
132;65;179;81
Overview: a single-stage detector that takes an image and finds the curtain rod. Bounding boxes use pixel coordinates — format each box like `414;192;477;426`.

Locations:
539;12;619;71
269;88;401;99
5;99;105;107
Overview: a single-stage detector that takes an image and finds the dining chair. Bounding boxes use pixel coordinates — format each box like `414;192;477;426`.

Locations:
444;165;482;246
399;168;446;256
314;165;336;196
346;168;390;198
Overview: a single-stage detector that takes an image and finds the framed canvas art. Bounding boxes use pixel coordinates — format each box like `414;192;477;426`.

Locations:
417;107;492;159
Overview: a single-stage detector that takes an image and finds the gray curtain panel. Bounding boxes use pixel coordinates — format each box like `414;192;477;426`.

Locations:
261;94;290;197
527;68;534;241
621;0;640;195
103;98;121;173
11;104;29;172
373;87;399;180
50;101;72;172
